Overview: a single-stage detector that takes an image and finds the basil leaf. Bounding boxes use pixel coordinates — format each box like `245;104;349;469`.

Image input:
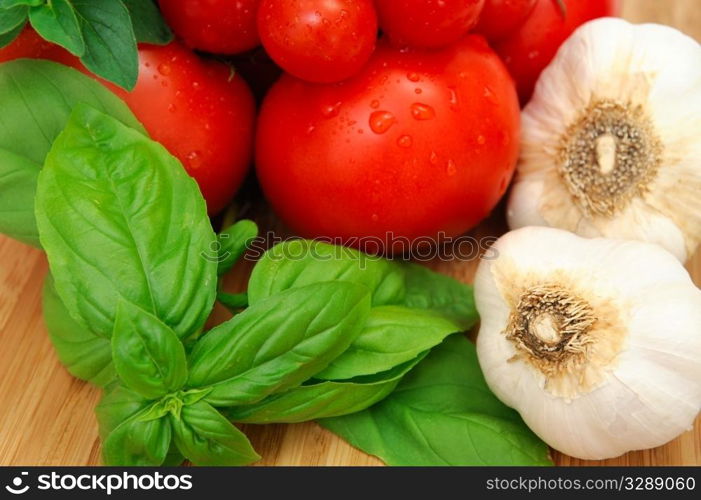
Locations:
0;148;40;246
315;306;460;380
122;0;172;45
321;335;552;466
171;401;260;466
217;219;258;276
72;0;138;90
0;5;27;34
0;17;23;46
112;300;188;399
43;274;115;387
28;0;84;56
96;384;150;441
0;59;142;246
187;281;371;406
248;239;406;306
0;1;43;7
216;291;248;312
401;263;479;330
103;412;171;466
226;352;427;424
35;105;217;341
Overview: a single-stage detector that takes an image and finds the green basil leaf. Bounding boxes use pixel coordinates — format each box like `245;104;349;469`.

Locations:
401;263;479;330
315;306;460;380
171;401;260;466
216;291;248;312
103;412;171;466
248;239;406;306
112;300;188;399
0;17;24;47
226;352;427;424
28;0;84;56
162;442;185;466
96;384;150;441
0;148;41;247
122;0;172;45
0;1;43;7
321;335;552;466
187;281;371;406
0;59;142;246
0;4;27;34
72;0;138;90
216;219;258;276
43;274;115;387
35;105;217;341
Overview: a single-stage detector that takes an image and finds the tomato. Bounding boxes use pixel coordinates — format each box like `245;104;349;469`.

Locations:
257;0;377;83
374;0;485;49
473;0;537;42
158;0;260;54
0;32;256;215
256;37;520;253
495;0;619;103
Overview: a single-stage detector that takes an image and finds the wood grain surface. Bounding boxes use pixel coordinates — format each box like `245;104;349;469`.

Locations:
1;0;700;467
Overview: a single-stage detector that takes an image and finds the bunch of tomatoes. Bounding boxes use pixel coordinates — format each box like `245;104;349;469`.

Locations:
0;0;617;253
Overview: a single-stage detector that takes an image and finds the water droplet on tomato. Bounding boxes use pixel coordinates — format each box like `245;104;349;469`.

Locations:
448;87;459;110
186;151;202;169
411;103;435;120
322;101;342;118
429;151;439;165
370;99;380;109
446;159;457;176
371;214;379;222
483;85;496;103
414;88;422;94
406;72;420;82
369;111;396;134
397;135;412;148
157;63;171;76
192;81;200;89
477;135;486;145
528;50;539;60
168;104;176;112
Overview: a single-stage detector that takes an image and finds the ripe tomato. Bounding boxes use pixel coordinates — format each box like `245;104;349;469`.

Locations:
256;37;520;253
158;0;260;54
473;0;537;42
495;0;619;103
0;31;256;215
257;0;377;83
375;0;485;49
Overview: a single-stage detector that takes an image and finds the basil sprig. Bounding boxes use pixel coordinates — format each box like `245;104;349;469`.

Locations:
32;101;545;465
0;0;172;89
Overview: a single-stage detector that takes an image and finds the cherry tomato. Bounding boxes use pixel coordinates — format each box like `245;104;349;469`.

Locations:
473;0;537;42
375;0;485;49
257;0;377;83
495;0;619;103
256;37;520;253
158;0;260;54
0;32;256;215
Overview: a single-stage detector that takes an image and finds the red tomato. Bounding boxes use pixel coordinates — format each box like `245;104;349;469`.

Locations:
257;0;377;83
0;31;256;215
158;0;260;54
495;0;619;103
256;37;520;253
375;0;485;49
473;0;537;42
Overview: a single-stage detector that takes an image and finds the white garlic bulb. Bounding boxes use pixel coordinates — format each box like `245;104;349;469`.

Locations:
508;18;701;262
475;226;701;460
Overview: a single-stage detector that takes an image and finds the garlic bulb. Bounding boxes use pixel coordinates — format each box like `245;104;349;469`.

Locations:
508;18;701;262
475;226;701;460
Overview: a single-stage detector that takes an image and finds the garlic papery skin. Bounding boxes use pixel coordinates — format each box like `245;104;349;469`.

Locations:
507;18;701;263
475;226;701;460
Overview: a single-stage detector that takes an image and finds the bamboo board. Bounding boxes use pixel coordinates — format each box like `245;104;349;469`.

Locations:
1;0;700;467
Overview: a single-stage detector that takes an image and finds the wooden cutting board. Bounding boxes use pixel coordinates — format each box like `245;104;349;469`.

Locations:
1;0;700;467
